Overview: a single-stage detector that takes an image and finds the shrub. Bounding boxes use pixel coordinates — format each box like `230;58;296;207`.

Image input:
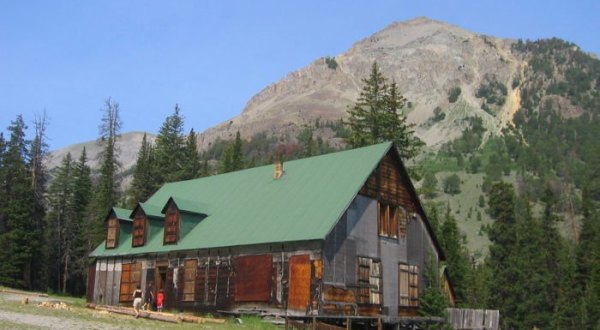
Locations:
448;87;462;103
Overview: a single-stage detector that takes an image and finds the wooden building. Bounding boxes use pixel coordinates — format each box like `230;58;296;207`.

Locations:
88;142;455;320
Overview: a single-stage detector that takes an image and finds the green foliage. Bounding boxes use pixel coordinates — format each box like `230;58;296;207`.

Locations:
475;76;507;107
220;131;244;173
324;56;338;70
128;133;156;206
439;207;471;305
447;86;461;103
421;171;438;199
419;252;448;318
345;62;422;161
154;104;187;183
0;115;37;288
443;174;461;195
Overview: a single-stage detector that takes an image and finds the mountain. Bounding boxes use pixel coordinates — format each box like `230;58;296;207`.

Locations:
197;17;523;151
47;132;156;182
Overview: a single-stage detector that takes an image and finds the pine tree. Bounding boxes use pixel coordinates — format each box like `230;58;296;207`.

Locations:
88;99;122;248
220;131;244;173
29;113;49;289
128;133;156;205
553;244;586;330
46;153;74;293
154;104;186;183
419;251;448;329
486;182;521;329
0;115;36;288
439;207;471;305
69;148;92;295
181;129;200;180
346;62;422;161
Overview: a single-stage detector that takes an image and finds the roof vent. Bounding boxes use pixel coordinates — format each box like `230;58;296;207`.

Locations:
273;160;283;180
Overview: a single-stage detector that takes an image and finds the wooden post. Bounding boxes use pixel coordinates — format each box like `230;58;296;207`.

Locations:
377;317;382;330
346;317;351;330
312;316;316;330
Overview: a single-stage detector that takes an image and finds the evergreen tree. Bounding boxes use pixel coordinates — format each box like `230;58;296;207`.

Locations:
439;207;471;305
421;171;438;199
154;104;186;183
220;131;244;173
128;133;156;205
29;113;49;289
553;244;586;330
419;251;448;329
297;126;316;158
346;62;422;160
0;115;36;288
181;129;200;180
486;182;521;329
88;99;122;248
46;153;74;293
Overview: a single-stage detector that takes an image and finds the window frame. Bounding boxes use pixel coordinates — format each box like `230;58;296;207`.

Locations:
105;215;119;249
132;210;147;247
163;204;180;244
377;202;408;240
357;256;383;305
398;263;419;308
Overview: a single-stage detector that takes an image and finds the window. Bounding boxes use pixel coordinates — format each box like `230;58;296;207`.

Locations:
132;211;146;247
182;259;197;301
378;203;408;239
164;204;180;244
399;264;419;307
357;257;382;305
119;262;141;302
378;202;399;239
106;216;119;249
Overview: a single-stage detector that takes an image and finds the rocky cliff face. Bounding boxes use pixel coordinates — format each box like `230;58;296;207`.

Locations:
197;17;525;151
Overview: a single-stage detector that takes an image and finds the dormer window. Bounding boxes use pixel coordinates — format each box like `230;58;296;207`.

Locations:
164;203;180;244
106;213;119;249
132;209;147;247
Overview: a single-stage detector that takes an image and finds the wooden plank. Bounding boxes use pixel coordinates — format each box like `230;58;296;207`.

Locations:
86;264;96;302
234;255;272;302
288;255;311;310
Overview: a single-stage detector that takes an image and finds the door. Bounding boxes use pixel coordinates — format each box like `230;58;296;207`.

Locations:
287;255;311;311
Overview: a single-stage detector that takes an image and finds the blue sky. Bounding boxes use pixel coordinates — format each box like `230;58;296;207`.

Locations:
1;0;599;150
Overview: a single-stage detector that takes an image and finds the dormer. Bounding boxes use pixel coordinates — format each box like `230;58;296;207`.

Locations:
130;206;148;247
105;207;132;249
161;197;208;245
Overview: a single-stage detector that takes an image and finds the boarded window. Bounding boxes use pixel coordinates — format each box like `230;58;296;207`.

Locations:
120;262;142;302
235;255;272;302
164;204;180;244
399;264;419;307
398;209;408;238
183;259;197;301
378;203;399;239
132;211;147;247
106;216;119;249
357;257;382;305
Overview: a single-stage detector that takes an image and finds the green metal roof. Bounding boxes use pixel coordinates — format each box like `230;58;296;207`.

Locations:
91;142;393;257
114;207;133;222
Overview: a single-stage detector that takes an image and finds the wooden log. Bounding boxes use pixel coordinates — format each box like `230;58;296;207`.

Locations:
0;288;49;297
87;303;181;323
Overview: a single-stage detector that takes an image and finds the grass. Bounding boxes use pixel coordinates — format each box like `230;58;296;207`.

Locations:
0;290;280;330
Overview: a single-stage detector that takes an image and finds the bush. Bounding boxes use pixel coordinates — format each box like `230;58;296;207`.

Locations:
443;174;461;195
448;87;462;103
325;56;338;70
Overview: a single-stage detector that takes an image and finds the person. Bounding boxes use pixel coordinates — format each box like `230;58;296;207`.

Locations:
132;284;143;318
156;288;165;313
143;282;154;311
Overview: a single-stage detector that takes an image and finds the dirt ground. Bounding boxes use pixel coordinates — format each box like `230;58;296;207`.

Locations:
0;292;125;330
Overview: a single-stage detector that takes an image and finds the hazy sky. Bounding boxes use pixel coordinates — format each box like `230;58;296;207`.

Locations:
1;0;598;150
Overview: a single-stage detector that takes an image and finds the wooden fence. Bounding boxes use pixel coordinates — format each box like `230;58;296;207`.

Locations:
446;308;499;330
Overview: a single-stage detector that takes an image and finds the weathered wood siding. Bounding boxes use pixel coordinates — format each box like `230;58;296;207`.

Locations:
92;242;321;314
324;194;410;316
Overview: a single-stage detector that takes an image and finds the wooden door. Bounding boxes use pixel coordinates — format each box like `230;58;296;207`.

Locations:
287;255;311;311
119;262;141;302
86;264;96;302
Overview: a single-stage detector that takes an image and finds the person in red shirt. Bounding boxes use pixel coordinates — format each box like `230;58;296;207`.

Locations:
156;289;165;312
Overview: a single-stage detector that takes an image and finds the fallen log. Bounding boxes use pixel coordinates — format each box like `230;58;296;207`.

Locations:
86;303;226;324
87;303;180;323
0;288;49;297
